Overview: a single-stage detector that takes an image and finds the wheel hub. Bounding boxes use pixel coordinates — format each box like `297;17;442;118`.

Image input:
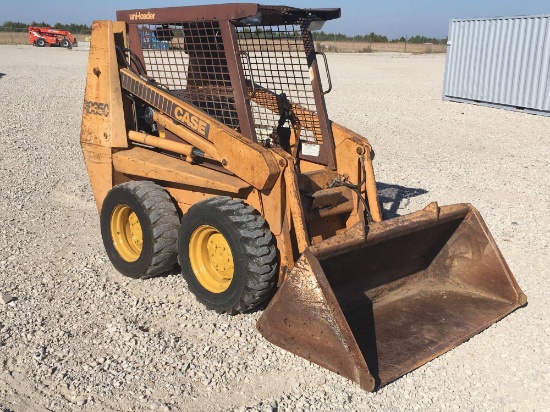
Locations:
110;204;143;262
189;225;234;293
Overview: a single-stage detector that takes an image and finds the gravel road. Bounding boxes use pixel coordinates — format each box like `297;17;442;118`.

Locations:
0;45;548;411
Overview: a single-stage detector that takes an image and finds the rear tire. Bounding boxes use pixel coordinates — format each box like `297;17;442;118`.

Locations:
178;197;278;314
100;181;179;279
36;38;46;47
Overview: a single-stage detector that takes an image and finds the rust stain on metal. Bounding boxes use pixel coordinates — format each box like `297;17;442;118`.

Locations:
258;203;526;391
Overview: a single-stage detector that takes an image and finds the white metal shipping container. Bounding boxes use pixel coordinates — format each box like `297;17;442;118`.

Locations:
443;14;550;116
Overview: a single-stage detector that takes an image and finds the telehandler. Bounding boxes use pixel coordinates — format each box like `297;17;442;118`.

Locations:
80;4;526;391
29;26;77;48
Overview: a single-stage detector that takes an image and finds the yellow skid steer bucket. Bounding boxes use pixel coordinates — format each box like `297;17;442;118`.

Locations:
257;203;526;391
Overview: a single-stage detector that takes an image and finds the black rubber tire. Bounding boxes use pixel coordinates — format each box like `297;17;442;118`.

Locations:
178;196;278;314
100;181;179;279
36;38;46;47
60;38;70;48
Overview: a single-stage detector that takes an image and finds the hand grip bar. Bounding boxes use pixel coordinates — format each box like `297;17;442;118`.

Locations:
317;52;333;95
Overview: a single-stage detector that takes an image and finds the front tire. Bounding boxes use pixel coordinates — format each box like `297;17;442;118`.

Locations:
100;181;179;279
178;197;278;314
60;38;70;48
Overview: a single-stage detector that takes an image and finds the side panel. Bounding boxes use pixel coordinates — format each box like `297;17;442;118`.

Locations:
81;21;127;148
112;147;250;194
81;144;113;212
80;20;128;212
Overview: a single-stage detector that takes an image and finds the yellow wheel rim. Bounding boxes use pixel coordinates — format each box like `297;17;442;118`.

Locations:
110;204;143;262
189;225;234;293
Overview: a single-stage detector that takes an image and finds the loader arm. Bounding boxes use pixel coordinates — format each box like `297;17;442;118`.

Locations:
118;68;280;191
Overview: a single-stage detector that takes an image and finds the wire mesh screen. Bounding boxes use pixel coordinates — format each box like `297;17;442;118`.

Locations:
236;25;322;143
136;22;240;130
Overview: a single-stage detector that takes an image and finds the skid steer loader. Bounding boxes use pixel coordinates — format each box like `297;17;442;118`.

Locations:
80;4;526;391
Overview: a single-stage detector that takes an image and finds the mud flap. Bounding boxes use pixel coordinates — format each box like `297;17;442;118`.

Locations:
257;203;527;391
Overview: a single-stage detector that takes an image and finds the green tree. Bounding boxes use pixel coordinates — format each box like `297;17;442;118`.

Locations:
30;21;51;27
1;21;28;29
1;20;91;33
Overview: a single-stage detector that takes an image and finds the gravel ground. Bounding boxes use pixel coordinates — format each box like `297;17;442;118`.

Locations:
0;45;548;411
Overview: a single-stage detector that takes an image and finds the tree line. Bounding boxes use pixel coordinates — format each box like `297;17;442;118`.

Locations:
313;31;446;44
237;29;446;43
1;21;445;43
1;21;91;33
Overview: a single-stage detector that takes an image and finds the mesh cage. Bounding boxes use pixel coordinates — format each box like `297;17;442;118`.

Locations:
137;22;240;130
236;25;322;144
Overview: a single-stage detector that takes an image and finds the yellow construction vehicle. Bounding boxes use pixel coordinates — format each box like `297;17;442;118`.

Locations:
80;4;526;391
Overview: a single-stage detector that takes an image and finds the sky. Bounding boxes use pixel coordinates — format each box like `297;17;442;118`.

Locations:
2;0;550;39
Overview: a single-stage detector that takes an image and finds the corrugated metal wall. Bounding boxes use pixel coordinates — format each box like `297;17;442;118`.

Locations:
443;15;550;115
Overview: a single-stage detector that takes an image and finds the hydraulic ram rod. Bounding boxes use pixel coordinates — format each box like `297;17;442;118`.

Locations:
128;130;204;160
152;111;220;161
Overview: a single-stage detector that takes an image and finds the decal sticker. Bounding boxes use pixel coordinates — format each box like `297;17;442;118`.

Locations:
302;142;321;157
84;100;110;117
129;12;156;21
173;105;210;138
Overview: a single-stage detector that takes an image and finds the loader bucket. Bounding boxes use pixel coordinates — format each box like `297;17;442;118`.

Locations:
257;203;526;391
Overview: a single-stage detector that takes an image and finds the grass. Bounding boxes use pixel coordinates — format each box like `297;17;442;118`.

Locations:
0;31;28;45
315;41;446;54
